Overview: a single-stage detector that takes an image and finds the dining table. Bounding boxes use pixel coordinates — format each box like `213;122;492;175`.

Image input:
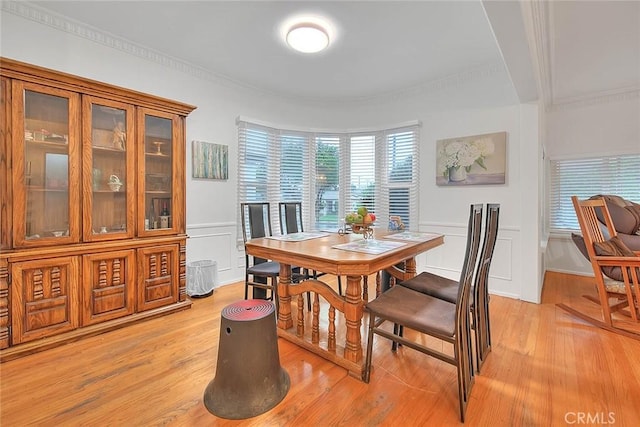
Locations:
244;228;444;380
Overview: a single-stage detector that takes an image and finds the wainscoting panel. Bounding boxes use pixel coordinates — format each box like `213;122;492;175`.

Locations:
186;222;237;288
420;221;519;299
188;221;521;299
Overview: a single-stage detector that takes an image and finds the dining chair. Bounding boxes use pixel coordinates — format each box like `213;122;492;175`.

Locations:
564;196;640;327
279;202;343;296
364;203;483;423
240;202;282;308
397;203;500;372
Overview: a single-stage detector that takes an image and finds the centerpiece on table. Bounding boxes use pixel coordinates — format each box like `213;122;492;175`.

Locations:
343;206;376;239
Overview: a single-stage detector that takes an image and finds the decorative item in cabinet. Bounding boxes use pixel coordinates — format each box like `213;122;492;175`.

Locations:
81;249;135;326
150;197;171;229
152;140;166;155
108;174;123;192
91;105;127;150
10;256;80;344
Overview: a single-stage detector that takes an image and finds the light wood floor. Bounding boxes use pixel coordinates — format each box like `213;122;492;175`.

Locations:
1;272;639;426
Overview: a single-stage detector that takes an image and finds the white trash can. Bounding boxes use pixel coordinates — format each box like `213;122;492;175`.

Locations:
187;260;217;298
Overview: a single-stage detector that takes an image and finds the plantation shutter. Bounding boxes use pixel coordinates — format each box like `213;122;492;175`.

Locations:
379;126;420;229
549;154;640;230
238;118;421;234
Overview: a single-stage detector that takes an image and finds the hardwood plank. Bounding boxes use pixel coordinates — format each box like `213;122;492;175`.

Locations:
1;272;640;425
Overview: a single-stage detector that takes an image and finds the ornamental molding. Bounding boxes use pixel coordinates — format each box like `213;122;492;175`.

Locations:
2;1;268;94
525;1;640;112
9;1;629;110
549;87;640;112
4;1;508;106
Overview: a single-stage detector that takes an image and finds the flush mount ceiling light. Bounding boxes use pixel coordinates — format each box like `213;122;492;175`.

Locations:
286;23;330;53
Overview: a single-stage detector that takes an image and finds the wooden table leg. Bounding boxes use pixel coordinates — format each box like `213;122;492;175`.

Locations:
277;263;293;330
405;257;416;278
343;274;364;362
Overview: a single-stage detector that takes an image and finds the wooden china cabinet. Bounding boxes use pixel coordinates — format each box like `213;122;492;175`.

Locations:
0;58;196;361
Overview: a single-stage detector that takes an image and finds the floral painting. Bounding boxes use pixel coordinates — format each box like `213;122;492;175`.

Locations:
192;140;228;180
436;132;507;186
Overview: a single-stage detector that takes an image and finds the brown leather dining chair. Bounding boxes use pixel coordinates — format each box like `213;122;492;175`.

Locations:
397;203;500;372
364;204;483;422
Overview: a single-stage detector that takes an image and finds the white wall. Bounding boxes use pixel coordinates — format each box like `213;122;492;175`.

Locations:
544;95;640;276
2;6;543;301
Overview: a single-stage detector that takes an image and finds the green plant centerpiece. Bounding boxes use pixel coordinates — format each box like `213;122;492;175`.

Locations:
344;206;376;239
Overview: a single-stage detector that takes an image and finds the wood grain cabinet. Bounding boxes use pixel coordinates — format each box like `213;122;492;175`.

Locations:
10;256;80;345
82;249;136;325
0;58;196;361
137;244;180;312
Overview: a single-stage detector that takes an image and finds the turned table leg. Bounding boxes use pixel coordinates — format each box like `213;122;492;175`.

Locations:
277;263;293;330
343;274;364;362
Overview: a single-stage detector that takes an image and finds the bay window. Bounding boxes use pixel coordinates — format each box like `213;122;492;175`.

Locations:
237;118;420;234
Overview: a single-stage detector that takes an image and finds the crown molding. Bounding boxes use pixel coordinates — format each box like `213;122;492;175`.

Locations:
525;1;640;113
358;61;507;105
2;1;275;95
5;1;508;107
549;86;640;112
525;0;553;110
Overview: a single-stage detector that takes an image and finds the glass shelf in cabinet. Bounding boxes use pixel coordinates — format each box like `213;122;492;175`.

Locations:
27;186;69;192
92;145;126;154
93;189;127;194
26;139;68;151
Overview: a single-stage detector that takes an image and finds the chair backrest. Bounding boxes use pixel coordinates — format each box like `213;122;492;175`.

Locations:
240;202;273;243
457;204;484;296
456;204;484;319
279;202;303;235
572;196;618;262
474;203;500;297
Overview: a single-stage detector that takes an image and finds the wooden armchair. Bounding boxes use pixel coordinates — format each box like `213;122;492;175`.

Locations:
565;196;640;330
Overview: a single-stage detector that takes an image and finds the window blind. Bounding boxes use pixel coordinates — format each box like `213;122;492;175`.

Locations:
237;119;421;235
549;154;640;230
346;134;376;216
381;127;420;229
315;135;341;230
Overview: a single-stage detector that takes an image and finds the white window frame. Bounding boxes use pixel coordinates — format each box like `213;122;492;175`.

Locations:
237;118;421;235
548;152;640;231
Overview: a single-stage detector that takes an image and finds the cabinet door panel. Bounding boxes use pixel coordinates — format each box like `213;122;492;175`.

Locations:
1;77;11;250
82;96;136;241
11;257;79;344
137;108;183;236
11;82;81;247
82;249;135;325
137;244;178;311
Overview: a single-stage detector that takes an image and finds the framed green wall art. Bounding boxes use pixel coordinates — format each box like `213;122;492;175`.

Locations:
192;140;228;180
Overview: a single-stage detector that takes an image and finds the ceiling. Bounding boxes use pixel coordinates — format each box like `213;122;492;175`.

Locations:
27;1;640;105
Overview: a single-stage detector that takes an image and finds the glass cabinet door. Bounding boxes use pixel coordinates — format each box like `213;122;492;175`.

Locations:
12;81;81;247
1;77;9;250
82;96;135;241
138;108;181;236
